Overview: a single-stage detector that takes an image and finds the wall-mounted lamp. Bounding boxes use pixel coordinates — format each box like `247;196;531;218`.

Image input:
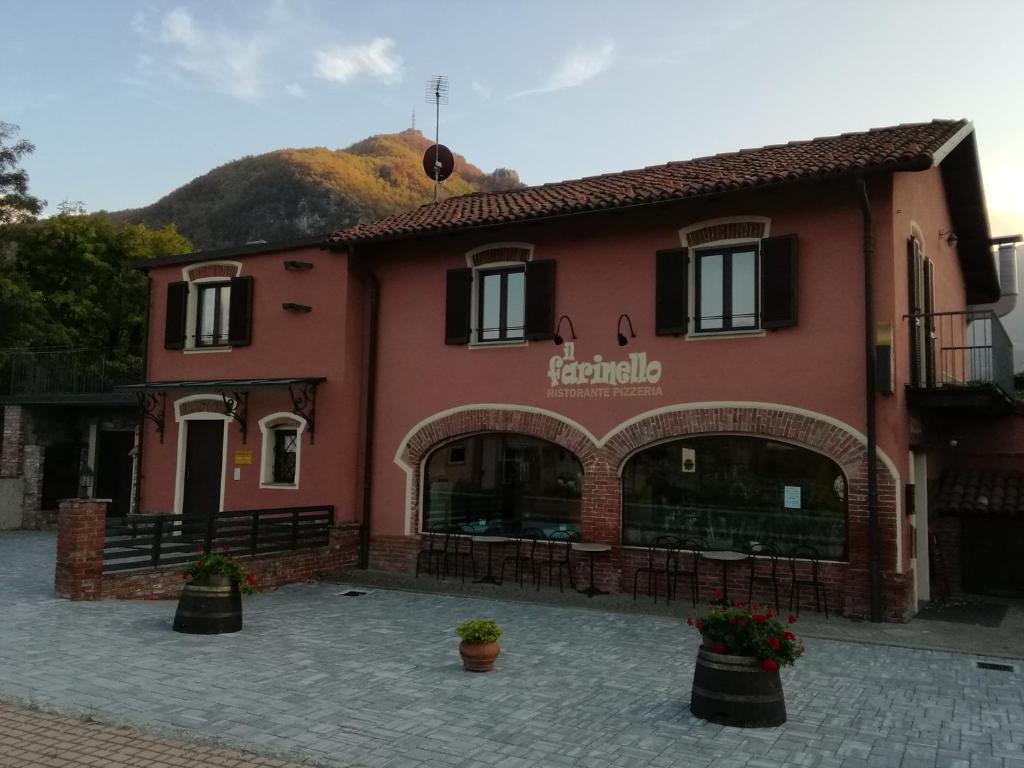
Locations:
617;313;636;347
553;315;577;346
939;229;958;247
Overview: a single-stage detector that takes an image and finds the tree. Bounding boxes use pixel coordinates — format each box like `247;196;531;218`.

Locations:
0;122;44;226
2;213;190;377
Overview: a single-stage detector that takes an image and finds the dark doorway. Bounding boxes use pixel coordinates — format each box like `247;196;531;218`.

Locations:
41;443;82;510
95;430;134;519
182;420;224;521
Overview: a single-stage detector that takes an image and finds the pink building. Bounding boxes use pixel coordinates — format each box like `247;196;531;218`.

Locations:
128;119;1023;619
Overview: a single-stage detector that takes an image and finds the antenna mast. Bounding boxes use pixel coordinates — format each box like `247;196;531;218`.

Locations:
424;75;449;202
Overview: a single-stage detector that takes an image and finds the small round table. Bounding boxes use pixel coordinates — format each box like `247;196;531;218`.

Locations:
471;536;509;585
572;542;612;597
701;549;746;602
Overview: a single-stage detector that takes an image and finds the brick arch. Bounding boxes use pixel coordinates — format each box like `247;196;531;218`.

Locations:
394;406;598;534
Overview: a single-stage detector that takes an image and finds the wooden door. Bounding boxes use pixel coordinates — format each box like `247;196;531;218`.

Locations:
182;420;224;521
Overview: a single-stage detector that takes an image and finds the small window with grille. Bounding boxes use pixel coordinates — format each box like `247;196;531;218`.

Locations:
272;429;298;484
258;414;305;489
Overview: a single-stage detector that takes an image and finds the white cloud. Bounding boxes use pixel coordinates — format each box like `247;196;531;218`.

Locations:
314;38;403;85
471;80;492;99
285;82;306;98
512;40;616;98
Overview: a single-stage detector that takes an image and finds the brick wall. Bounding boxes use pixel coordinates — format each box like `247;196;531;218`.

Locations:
54;499;360;601
386;403;910;620
0;405;24;478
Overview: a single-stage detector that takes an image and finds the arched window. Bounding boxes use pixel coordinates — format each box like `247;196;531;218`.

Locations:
622;436;847;560
423;434;582;535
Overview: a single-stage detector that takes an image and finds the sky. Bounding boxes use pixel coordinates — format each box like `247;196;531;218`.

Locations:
3;0;1024;355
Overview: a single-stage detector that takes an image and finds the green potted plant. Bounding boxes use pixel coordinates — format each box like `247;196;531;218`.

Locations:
455;619;503;672
173;547;256;635
686;593;804;727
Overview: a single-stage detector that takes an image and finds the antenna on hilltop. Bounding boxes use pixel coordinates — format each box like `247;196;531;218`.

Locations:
410;109;416;131
423;75;454;203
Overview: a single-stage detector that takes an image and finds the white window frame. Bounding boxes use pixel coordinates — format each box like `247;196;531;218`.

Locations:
181;261;242;353
258;412;307;490
465;243;533;348
679;217;771;341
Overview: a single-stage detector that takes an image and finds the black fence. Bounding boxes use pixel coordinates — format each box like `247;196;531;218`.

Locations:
906;310;1015;396
102;506;333;573
0;348;137;398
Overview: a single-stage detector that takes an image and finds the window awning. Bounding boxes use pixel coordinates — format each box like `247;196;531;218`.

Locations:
116;377;326;444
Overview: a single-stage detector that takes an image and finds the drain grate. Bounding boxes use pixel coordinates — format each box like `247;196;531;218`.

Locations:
340;590;368;597
976;661;1015;673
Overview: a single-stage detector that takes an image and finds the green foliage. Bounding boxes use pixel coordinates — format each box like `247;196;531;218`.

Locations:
0;122;44;226
184;548;256;594
0;213;190;374
687;598;804;671
455;619;503;644
114;129;524;250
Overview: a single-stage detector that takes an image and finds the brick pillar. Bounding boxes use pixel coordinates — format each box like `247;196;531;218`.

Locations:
0;405;25;478
55;499;108;601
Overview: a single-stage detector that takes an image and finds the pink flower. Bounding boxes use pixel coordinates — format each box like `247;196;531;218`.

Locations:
783;631;796;642
760;658;778;672
686;617;693;626
788;613;797;624
751;614;765;624
767;635;781;651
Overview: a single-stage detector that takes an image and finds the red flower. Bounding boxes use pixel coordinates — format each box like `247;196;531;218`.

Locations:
788;613;797;624
695;621;704;631
220;546;231;553
712;642;726;654
732;599;742;607
767;635;781;651
245;575;256;586
751;614;765;624
728;617;737;625
760;658;778;672
783;631;796;642
686;617;693;626
193;546;203;553
714;589;722;599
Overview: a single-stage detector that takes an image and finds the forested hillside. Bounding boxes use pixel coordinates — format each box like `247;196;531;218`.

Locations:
114;129;522;250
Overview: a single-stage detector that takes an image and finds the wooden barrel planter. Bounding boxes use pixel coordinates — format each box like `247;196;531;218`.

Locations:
173;575;243;634
690;647;786;727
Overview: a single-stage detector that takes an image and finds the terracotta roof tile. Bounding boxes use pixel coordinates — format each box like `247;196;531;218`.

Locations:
327;120;970;246
936;469;1024;519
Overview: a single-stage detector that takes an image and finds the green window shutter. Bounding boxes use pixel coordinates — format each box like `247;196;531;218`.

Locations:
760;235;799;329
655;247;689;335
163;281;188;350
445;268;472;345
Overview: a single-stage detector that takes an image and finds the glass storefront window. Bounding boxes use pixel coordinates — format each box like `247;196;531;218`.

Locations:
423;434;582;536
622;436;847;560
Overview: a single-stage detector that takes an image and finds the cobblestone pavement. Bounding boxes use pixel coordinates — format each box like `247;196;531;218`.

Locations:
0;701;308;767
3;532;1024;768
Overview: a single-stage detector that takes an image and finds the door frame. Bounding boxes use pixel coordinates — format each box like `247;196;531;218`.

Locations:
172;395;231;516
911;451;930;604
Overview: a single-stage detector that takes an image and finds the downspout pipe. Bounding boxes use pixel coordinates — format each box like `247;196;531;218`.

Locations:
858;176;883;622
349;249;379;569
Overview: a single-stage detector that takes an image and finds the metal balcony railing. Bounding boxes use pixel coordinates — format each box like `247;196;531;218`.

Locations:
0;348;138;398
906;310;1015;396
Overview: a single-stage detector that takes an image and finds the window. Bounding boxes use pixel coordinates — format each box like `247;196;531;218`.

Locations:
477;267;525;342
423;434;582;535
197;282;231;347
695;246;759;332
622;436;847;560
271;429;298;484
258;413;306;489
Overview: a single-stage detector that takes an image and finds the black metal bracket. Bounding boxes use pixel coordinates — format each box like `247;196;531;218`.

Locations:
221;390;249;444
283;303;313;313
138;392;166;443
288;380;319;443
284;261;314;271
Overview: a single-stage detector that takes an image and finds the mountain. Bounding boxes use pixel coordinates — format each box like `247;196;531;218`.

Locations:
112;130;523;251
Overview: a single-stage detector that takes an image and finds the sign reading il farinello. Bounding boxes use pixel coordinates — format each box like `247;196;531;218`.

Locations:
547;342;664;398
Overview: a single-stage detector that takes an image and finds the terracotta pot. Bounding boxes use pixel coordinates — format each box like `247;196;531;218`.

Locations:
459;640;501;672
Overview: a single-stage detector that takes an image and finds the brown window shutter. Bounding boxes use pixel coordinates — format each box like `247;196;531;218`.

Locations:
524;259;556;340
445;268;472;345
228;276;254;347
163;281;188;350
655;247;689;335
760;235;799;328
